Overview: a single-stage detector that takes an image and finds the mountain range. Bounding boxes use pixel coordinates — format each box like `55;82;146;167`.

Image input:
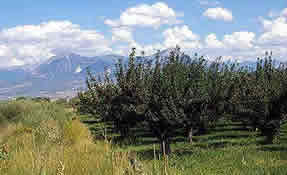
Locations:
0;54;125;100
0;50;283;100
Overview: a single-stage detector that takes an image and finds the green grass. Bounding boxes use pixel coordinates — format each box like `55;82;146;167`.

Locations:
1;100;287;174
79;112;287;174
108;119;287;175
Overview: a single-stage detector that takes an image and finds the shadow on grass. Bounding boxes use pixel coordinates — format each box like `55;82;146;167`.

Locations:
258;146;287;152
193;141;230;149
116;137;189;147
215;123;245;127
210;127;251;132
172;137;188;143
205;134;251;140
136;148;194;161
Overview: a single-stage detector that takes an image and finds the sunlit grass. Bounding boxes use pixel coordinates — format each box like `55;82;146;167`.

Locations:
0;100;287;174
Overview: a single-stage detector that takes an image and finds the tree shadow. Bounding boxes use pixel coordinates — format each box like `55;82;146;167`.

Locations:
136;132;156;138
216;123;245;127
136;149;158;160
206;134;251;140
258;146;287;152
210;127;251;132
172;137;188;143
136;148;194;161
192;141;230;149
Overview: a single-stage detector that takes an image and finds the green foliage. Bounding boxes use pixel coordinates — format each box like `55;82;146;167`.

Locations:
79;46;287;154
230;52;287;143
31;97;51;102
15;96;29;101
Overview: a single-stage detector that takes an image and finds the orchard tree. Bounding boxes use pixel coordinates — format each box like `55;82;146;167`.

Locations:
182;56;237;143
230;52;287;143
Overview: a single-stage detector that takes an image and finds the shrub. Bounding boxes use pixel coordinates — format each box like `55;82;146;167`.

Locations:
0;102;27;124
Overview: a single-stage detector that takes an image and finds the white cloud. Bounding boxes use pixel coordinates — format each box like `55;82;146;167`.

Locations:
205;32;256;50
268;10;280;18
163;25;201;49
104;2;183;29
111;27;134;43
11;58;25;66
140;43;164;55
203;7;233;22
258;9;287;46
2;5;287;68
198;0;220;6
0;45;9;57
112;25;201;57
201;32;259;62
0;21;112;67
281;8;287;17
223;31;256;50
113;42;163;56
205;33;224;48
112;26;257;60
74;65;82;73
255;9;287;60
107;6;287;62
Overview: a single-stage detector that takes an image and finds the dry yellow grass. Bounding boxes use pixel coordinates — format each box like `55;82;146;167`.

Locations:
0;119;143;175
0;101;180;175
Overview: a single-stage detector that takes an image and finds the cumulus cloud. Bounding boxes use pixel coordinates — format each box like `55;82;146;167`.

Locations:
281;8;287;17
111;25;201;57
258;10;287;46
202;32;259;62
203;7;233;22
268;10;280;18
106;2;183;56
111;27;134;43
163;25;201;49
2;4;287;68
204;32;255;50
104;2;183;29
223;32;256;50
112;41;164;56
112;26;258;61
253;8;287;60
0;45;9;57
0;21;112;67
198;0;220;6
205;33;224;48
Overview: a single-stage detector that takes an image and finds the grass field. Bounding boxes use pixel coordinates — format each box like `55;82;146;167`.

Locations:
84;115;287;175
0;100;287;174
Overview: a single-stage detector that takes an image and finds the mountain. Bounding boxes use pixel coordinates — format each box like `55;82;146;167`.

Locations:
0;54;125;100
0;50;285;100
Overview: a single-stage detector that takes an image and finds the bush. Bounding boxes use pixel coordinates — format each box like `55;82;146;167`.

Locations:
0;102;28;124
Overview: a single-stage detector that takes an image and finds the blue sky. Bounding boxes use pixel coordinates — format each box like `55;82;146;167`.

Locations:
0;0;287;67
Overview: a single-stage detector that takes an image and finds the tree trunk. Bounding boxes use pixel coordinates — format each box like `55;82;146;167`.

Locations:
160;139;171;156
262;127;276;144
265;133;274;144
188;127;193;144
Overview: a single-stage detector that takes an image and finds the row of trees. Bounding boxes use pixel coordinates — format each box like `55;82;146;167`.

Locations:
77;47;287;155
